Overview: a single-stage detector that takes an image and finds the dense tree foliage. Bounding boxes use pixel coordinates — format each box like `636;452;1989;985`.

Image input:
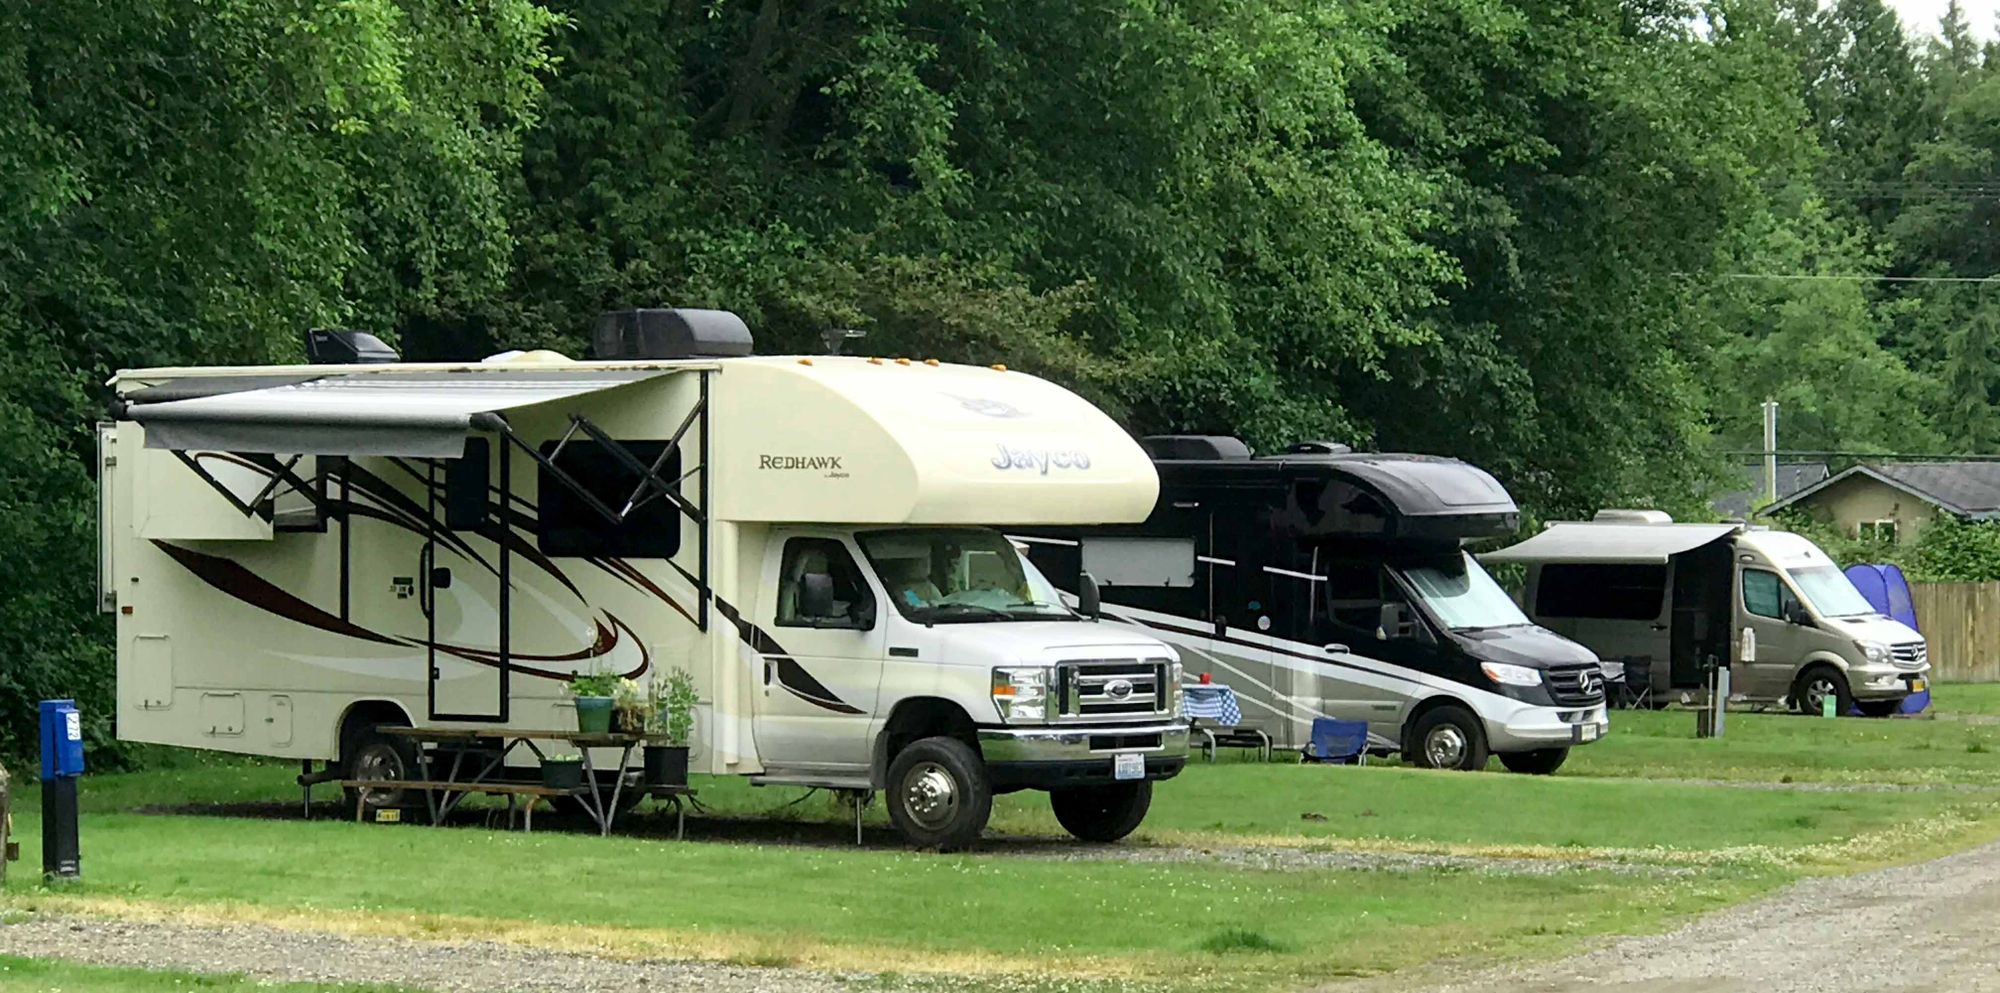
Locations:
5;0;2000;757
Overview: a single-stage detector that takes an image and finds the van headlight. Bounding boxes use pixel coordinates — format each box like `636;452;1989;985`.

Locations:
991;667;1053;722
1480;662;1543;687
1861;641;1890;665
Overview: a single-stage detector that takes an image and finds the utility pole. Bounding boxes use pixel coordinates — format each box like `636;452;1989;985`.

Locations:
1761;400;1779;506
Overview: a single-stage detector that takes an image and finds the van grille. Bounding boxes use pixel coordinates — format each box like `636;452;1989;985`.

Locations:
1891;642;1928;669
1057;660;1172;720
1545;665;1606;706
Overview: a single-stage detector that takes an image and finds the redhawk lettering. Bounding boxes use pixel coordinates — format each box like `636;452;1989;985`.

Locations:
759;455;845;470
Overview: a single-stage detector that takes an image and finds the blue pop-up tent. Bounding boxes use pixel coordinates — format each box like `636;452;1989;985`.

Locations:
1843;563;1928;714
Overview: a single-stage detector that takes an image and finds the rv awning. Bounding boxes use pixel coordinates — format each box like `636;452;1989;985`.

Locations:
1480;522;1741;565
125;370;670;457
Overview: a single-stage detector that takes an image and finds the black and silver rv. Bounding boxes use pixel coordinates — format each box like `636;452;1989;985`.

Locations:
1015;436;1608;773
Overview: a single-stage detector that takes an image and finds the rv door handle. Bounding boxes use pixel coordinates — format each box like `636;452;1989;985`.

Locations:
431;566;453;590
1324;643;1349;655
1650;624;1668;631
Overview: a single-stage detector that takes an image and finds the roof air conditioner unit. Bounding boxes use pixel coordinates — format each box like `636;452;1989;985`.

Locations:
1138;435;1252;461
305;329;399;365
1593;509;1674;524
593;308;754;361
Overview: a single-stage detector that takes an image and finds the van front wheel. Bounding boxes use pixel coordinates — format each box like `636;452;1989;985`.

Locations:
886;736;993;851
1407;706;1489;771
1792;667;1853;716
1498;747;1569;775
1050;781;1152;843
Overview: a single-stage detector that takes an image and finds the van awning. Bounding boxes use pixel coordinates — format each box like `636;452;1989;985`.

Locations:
124;370;670;457
1480;522;1741;565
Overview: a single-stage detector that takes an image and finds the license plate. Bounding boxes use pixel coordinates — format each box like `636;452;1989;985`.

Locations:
1113;752;1145;781
1575;724;1601;743
1912;678;1927;692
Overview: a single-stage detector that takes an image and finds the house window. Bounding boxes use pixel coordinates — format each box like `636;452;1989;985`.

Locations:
1857;519;1898;544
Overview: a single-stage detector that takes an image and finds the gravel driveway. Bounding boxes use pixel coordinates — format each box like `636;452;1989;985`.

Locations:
1352;835;2000;993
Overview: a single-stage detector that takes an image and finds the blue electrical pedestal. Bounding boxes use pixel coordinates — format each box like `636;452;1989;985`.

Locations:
38;699;83;880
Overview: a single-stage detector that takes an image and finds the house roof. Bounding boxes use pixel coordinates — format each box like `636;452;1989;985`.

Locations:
1760;461;2000;520
1709;461;1829;518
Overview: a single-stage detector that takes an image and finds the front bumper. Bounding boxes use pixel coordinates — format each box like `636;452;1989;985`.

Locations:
978;722;1189;791
1487;704;1609;752
1853;664;1930;699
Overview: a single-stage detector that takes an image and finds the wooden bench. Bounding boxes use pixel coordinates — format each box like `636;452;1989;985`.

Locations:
335;779;690;838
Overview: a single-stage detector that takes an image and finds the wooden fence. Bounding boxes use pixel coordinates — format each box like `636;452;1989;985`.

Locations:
1911;582;2000;682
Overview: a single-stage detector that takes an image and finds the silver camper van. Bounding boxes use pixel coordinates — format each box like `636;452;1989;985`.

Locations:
1487;512;1928;715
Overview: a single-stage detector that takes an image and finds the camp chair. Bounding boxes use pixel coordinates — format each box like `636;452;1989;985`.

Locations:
1301;718;1368;765
1621;656;1654;710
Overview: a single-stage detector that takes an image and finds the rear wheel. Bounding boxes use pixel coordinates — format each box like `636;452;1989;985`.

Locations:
886;736;993;851
341;722;415;812
1406;705;1489;771
1497;747;1569;775
1050;781;1153;842
1792;666;1853;717
1855;698;1902;718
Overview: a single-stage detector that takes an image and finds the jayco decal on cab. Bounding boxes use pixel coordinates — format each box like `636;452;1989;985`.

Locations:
991;445;1091;474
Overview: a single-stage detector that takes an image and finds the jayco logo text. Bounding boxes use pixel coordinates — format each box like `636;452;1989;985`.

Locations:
991;445;1091;474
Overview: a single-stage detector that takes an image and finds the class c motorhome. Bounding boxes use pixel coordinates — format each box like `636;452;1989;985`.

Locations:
99;309;1188;850
1485;512;1930;715
1014;436;1609;774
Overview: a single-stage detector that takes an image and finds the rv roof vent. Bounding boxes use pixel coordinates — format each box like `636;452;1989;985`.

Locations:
1283;440;1353;456
305;329;399;365
1139;435;1252;461
593;308;754;361
1593;509;1674;524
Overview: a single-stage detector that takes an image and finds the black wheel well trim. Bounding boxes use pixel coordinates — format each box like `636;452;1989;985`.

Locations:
872;697;980;783
336;699;413;756
1401;695;1478;754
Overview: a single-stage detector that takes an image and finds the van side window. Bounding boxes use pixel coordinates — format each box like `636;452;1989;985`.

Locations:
777;538;875;629
536;441;681;558
1741;568;1793;620
1535;564;1666;620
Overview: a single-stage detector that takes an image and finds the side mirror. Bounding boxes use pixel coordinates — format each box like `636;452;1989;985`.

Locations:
1783;602;1813;627
1378;602;1412;640
1079;571;1102;621
799;573;836;620
849;597;877;630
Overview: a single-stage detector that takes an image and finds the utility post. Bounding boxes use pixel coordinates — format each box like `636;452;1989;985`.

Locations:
1761;400;1780;506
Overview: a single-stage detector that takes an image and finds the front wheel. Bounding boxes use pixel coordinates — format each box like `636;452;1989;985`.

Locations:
886;736;993;851
1406;705;1489;771
1792;667;1853;716
1050;781;1153;843
1498;747;1569;775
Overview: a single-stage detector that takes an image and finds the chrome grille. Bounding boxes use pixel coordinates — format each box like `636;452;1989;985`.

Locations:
1891;642;1928;669
1545;665;1606;706
1058;659;1172;719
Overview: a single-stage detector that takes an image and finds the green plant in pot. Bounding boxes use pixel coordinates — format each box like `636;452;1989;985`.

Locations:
644;668;697;787
610;677;645;735
541;754;584;791
569;672;619;734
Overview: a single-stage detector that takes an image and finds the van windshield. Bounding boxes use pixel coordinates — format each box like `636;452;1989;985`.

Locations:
857;528;1075;623
1786;565;1877;618
1399;552;1533;631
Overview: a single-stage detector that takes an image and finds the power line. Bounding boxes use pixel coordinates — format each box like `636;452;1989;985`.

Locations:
1712;272;2000;283
1722;450;2000;461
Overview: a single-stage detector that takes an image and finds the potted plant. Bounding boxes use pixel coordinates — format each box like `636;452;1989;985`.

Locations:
643;668;697;787
540;754;584;791
610;677;645;735
569;672;619;734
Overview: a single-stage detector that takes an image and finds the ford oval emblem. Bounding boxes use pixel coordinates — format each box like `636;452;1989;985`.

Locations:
1105;678;1134;700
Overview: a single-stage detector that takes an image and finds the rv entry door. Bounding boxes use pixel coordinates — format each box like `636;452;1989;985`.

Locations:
424;440;510;722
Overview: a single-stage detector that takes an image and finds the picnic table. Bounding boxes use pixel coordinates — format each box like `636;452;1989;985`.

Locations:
1182;684;1272;761
336;726;693;838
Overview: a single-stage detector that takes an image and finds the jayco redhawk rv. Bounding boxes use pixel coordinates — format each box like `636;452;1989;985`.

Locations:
1016;436;1608;774
99;309;1187;849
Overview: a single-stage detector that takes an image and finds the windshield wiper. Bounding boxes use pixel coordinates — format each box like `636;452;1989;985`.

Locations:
919;602;1014;621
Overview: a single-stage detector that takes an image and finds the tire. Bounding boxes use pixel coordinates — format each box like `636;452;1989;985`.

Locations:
1406;705;1489;771
1050;781;1153;843
1497;747;1569;775
1855;698;1902;718
885;736;993;851
1792;666;1853;717
341;720;416;811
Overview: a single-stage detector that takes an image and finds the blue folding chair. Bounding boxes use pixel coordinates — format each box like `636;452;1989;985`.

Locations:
1302;718;1368;765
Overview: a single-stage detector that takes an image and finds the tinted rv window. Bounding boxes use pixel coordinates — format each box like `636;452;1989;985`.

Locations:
536;441;681;558
1534;564;1666;620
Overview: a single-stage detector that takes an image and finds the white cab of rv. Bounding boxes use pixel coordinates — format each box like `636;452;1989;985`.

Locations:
1487;511;1929;715
99;308;1188;849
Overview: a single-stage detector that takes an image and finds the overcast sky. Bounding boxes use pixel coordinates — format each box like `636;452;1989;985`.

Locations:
1886;0;2000;37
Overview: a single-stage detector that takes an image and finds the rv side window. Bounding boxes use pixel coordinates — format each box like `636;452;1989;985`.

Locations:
536;440;682;558
1534;564;1666;620
1080;537;1195;588
776;538;875;629
1741;568;1796;620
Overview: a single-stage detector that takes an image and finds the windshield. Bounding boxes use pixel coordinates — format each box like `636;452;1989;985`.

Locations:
856;528;1075;623
1786;565;1877;618
1398;552;1532;631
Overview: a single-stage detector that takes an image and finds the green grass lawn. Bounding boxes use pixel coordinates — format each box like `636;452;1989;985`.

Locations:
1935;681;2000;717
1566;705;2000;786
0;955;412;992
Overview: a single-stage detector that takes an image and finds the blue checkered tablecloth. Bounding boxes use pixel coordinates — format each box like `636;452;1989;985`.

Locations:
1182;684;1241;725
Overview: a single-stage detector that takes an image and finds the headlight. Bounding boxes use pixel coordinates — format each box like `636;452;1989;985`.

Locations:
1861;642;1889;665
1480;662;1543;687
991;666;1052;722
1168;660;1184;717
